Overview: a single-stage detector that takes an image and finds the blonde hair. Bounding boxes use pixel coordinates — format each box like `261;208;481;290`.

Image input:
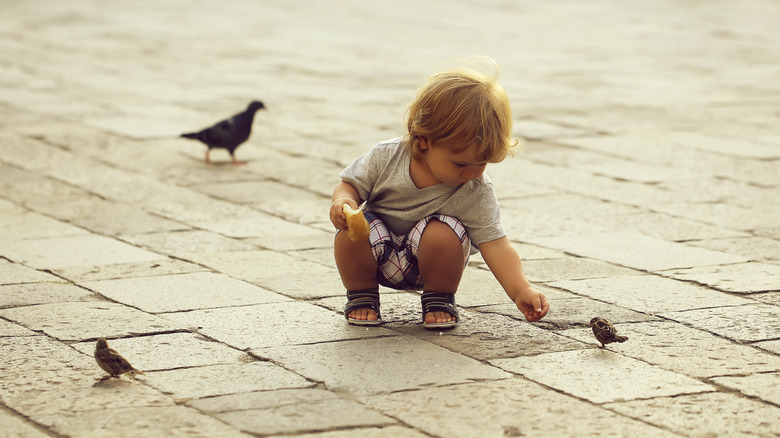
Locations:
405;59;518;163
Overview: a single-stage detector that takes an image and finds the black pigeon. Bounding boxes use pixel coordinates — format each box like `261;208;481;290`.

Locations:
181;100;265;164
589;317;628;348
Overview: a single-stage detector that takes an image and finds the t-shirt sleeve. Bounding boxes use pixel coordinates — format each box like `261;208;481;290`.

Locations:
338;146;381;202
456;181;506;247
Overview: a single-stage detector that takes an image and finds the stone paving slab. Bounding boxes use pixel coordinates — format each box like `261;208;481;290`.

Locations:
0;135;152;198
514;118;594;140
510;241;566;260
580;212;749;242
655;178;779;211
190;180;331;227
530;232;749;271
182;250;344;299
711;373;780;406
190;211;332;247
456;268;576;308
704;154;779;189
0;210;88;239
647;202;774;232
1;233;165;270
549;274;752;314
287;247;337;270
363;378;679;437
243;226;335;252
0;282;100;308
557;131;780;167
36;406;250;438
0;408;49;438
522;256;640;282
0;198;19;212
498;193;643;219
163;301;396;350
659;262;780;294
247;154;342;198
604;392;780;438
0;336;172;424
755;339;780;355
81;272;290;313
265;425;431;438
753;292;780;306
688;236;780;265
10;376;173;420
186;388;340;414
576;156;699;184
758;226;780;240
142;362;312;400
0;320;37;337
0;302;183;341
53;258;208;282
0;336;95;387
153;158;264;187
479;296;658;332
206;390;396;436
454;267;515;307
491;349;714;404
132;188;266;227
0;167;120;225
502;211;609;240
258;336;510;396
120;230;260;257
0;259;61;285
62;199;189;237
560;321;780;378
519;162;677;209
377;305;590;359
660;304;780;343
71;333;253;371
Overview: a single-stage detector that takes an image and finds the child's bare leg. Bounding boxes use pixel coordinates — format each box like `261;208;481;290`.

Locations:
334;231;379;321
417;219;465;324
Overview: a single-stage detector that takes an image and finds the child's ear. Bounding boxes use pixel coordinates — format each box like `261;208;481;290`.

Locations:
418;136;430;151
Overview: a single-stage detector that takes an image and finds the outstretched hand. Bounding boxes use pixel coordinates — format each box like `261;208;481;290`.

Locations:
515;287;549;322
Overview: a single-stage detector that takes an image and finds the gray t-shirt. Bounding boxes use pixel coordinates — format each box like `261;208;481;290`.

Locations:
339;137;505;251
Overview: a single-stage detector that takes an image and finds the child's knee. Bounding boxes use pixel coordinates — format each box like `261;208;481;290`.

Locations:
420;219;464;252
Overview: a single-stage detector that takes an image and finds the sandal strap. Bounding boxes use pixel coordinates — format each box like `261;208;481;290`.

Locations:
344;288;380;319
346;288;379;301
421;291;458;321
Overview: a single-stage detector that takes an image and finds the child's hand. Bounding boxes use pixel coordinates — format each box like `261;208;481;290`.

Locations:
330;198;358;230
514;287;549;322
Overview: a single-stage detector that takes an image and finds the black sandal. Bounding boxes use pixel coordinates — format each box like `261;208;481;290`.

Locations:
344;288;382;326
421;291;459;330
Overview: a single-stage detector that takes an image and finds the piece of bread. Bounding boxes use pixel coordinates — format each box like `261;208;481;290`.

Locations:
342;204;370;242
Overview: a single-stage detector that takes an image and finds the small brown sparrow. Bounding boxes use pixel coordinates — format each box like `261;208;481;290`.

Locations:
94;338;144;380
589;317;628;348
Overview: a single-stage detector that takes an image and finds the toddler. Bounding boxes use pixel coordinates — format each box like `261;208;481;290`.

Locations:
330;60;549;329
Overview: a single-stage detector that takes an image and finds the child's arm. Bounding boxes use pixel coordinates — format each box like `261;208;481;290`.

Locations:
330;181;362;230
479;236;549;322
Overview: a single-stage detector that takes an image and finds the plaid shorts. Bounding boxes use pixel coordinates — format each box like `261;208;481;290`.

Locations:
364;212;471;290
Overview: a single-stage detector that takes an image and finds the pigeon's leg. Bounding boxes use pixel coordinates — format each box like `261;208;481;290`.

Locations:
230;152;247;165
205;149;211;164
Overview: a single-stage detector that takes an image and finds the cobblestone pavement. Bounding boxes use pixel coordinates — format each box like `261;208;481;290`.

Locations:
1;0;779;436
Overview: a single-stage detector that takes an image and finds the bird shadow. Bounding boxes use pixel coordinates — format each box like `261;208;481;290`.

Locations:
92;376;139;388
